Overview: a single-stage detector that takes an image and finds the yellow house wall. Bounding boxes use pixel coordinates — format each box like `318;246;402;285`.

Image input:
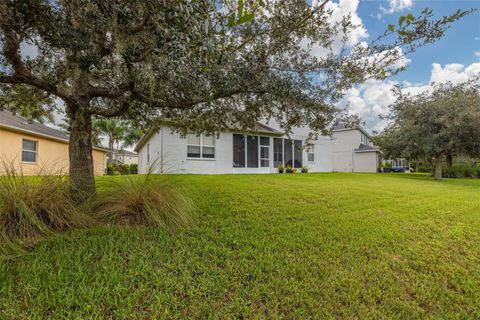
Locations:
0;128;106;176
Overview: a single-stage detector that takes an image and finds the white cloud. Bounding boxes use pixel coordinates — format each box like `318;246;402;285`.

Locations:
430;62;480;84
306;0;368;58
339;61;480;133
380;0;413;15
475;51;480;58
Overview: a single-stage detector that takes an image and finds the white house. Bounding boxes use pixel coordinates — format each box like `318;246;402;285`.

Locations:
134;121;381;174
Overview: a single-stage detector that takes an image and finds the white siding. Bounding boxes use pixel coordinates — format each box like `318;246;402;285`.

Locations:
353;152;378;173
137;123;379;174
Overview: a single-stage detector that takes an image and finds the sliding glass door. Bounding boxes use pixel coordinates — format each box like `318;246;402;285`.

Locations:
233;134;245;167
247;136;259;168
293;140;302;168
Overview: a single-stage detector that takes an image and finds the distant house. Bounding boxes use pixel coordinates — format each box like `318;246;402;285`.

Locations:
111;149;138;165
134;120;381;174
0;110;108;175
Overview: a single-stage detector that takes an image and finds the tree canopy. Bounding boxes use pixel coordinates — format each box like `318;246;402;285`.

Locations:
0;0;472;197
375;81;480;179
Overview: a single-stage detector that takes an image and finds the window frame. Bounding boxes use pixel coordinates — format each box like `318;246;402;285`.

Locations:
186;133;216;160
307;144;315;163
22;139;38;163
259;136;270;168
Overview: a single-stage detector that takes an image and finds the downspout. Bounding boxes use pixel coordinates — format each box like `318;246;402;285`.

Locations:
352;148;354;173
160;128;164;173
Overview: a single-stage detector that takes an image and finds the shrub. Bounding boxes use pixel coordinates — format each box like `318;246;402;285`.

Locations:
130;164;138;174
301;166;309;173
107;163;114;175
474;164;480;178
285;165;293;173
417;162;432;173
278;164;284;174
119;164;131;175
442;163;477;178
94;175;193;231
107;163;138;175
0;165;91;258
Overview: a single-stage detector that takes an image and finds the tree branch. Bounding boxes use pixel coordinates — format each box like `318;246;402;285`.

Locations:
233;0;330;51
89;82;132;98
1;30;69;100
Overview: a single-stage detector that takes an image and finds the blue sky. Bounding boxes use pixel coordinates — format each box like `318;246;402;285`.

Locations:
328;0;480;132
358;0;480;84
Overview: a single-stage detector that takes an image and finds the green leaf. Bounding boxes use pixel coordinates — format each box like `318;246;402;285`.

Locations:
388;24;395;32
237;0;244;20
237;12;255;25
227;13;236;28
398;15;406;26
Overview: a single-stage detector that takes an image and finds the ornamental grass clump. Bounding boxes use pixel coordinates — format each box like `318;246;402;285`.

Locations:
94;175;193;232
0;165;91;258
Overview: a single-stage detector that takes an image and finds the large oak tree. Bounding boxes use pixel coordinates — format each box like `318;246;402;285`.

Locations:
0;0;471;199
375;81;480;179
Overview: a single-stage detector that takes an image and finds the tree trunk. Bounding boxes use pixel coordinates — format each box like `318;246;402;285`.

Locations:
446;154;453;168
69;105;96;201
108;137;114;163
434;155;443;180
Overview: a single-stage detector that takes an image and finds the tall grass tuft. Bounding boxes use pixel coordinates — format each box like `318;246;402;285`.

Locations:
94;175;194;231
0;163;91;258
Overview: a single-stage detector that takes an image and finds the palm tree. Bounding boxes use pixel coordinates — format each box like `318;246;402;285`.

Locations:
122;127;143;149
93;118;128;163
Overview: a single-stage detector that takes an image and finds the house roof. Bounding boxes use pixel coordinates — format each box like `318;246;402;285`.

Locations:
113;149;138;156
134;122;283;152
0;110;108;152
230;122;283;135
354;144;381;153
332;123;372;139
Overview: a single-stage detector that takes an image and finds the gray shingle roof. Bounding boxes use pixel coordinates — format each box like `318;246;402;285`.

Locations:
113;149;138;156
0;110;69;141
354;144;380;152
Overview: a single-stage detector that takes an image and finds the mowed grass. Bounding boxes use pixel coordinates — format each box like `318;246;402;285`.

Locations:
2;173;480;319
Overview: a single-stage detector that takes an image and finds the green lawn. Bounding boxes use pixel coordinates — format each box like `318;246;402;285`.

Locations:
2;173;480;319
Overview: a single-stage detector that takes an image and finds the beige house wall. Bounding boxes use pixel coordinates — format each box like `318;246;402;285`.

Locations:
0;128;107;176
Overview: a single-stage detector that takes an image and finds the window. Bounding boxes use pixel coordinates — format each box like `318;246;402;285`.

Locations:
361;133;371;146
247;136;259;168
233;134;246;167
260;137;270;167
273;138;283;167
293;140;302;168
187;134;215;159
307;144;315;162
22;139;37;163
284;139;293;167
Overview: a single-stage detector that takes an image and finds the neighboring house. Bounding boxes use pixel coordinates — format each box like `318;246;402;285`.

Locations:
0;110;108;175
111;149;138;165
134;120;381;174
